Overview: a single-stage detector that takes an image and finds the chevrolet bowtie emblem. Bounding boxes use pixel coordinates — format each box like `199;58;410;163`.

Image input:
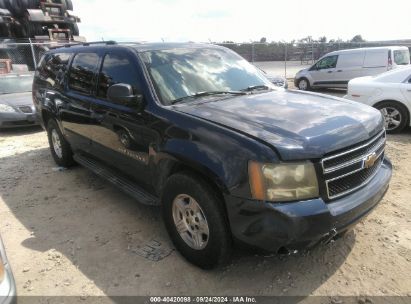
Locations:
364;152;378;169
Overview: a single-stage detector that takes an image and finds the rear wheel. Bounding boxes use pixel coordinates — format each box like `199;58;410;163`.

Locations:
297;78;310;91
69;22;79;36
47;119;74;167
162;172;232;269
375;101;409;133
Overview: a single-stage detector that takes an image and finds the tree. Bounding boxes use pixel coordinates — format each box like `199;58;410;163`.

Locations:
259;37;267;43
351;35;365;43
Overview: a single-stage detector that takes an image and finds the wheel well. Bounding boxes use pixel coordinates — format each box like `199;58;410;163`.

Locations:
167;163;225;197
42;110;52;128
374;100;410;125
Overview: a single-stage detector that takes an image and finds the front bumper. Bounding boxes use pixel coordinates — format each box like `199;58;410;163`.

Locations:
225;158;392;252
0;237;16;304
0;112;39;129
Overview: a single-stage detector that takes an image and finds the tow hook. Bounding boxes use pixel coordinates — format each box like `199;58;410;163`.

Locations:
322;228;338;244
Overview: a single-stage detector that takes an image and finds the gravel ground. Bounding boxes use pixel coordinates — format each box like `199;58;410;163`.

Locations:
0;100;410;301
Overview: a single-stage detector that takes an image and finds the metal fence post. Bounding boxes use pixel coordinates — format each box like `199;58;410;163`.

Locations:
284;43;287;79
251;43;255;63
29;38;37;70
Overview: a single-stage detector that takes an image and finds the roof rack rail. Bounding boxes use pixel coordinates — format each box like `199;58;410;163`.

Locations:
64;40;117;48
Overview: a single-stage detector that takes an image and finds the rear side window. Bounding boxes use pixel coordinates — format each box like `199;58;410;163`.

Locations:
336;53;364;68
68;53;100;94
393;50;410;65
97;53;142;101
38;52;71;89
363;51;387;68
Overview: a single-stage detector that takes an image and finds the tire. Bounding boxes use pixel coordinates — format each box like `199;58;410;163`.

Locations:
297;78;310;90
20;0;39;9
162;172;232;269
69;22;79;36
64;0;73;11
117;129;136;150
47;119;75;167
375;101;409;134
22;20;44;37
6;0;24;16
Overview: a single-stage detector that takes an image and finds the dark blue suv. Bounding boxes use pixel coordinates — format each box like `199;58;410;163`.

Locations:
33;42;392;269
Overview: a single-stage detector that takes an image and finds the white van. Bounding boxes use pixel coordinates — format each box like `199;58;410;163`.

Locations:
294;46;410;90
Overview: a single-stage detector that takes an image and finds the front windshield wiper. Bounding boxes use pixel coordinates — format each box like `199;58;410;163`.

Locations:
171;91;247;105
240;85;272;92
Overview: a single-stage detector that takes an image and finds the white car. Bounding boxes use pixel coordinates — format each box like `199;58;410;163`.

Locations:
295;46;410;91
344;66;411;133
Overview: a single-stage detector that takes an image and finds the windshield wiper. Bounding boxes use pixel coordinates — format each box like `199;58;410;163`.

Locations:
171;91;246;105
240;85;271;92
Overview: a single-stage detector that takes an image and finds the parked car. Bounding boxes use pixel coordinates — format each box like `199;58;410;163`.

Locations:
34;42;392;269
0;235;16;304
344;66;411;133
295;46;410;90
0;73;39;129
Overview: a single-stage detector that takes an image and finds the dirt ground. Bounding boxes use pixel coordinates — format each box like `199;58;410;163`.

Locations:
1;100;411;301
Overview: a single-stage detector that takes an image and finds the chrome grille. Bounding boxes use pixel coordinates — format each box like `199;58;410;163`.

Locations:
18;106;33;114
321;130;386;200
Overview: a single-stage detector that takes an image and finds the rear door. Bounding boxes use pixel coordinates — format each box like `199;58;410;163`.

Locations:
333;51;365;86
309;55;338;87
61;52;101;152
89;49;154;186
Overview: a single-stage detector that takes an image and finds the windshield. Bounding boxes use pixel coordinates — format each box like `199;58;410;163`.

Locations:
139;47;273;105
393;50;410;65
0;74;33;94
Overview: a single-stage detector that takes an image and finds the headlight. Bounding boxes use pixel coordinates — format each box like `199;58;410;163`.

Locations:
0;104;16;113
249;161;319;202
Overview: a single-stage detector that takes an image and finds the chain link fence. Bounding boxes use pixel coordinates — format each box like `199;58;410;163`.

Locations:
0;39;410;81
0;39;74;73
218;41;411;81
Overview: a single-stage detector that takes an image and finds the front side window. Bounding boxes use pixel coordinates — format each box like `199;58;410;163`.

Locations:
139;47;272;105
393;50;410;65
315;55;338;70
68;53;100;94
97;53;142;101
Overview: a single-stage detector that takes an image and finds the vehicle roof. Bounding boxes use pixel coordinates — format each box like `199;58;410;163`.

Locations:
327;46;408;55
48;42;224;54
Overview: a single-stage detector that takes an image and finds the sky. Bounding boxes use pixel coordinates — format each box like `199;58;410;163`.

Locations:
74;0;411;43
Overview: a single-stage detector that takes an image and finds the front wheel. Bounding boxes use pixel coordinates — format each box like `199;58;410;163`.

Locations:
162;173;232;269
47;119;74;167
375;101;409;133
297;78;310;91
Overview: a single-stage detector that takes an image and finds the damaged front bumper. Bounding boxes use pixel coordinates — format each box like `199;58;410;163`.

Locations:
224;158;392;252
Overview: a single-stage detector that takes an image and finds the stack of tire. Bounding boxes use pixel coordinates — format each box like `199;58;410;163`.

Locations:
0;0;78;38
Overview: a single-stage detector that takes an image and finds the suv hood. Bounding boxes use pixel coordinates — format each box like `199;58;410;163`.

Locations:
175;90;384;160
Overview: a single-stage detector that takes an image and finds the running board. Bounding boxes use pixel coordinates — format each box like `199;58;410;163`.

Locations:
73;154;159;206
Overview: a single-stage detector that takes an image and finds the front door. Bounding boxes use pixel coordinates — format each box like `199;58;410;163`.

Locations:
310;55;338;87
89;51;156;187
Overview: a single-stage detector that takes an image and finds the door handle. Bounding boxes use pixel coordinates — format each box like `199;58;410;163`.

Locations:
337;70;343;72
327;71;333;73
407;89;411;92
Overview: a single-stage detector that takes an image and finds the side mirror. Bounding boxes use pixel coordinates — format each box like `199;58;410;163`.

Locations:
107;83;144;108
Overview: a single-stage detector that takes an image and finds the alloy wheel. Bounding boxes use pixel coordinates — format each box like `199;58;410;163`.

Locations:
172;194;210;250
